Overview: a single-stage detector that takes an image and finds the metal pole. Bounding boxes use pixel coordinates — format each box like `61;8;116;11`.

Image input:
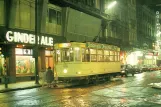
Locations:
4;0;11;89
35;0;39;84
4;56;8;88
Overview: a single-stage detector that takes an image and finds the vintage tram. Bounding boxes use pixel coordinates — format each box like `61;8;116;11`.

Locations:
53;42;121;84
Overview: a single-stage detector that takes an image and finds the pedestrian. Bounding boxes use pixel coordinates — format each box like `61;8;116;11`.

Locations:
46;66;54;88
39;68;46;88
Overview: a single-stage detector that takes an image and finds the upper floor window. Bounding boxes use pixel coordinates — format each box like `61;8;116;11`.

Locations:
82;0;95;7
48;9;62;25
49;9;56;24
57;11;61;25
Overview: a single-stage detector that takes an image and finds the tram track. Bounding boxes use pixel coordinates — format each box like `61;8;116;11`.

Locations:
1;73;160;106
0;77;123;106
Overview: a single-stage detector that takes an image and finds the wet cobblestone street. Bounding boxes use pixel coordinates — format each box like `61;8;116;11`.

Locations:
0;71;161;107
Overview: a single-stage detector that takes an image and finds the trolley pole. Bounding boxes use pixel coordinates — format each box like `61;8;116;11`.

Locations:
35;0;39;84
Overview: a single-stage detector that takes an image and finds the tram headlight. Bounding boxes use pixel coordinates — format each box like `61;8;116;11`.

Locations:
77;71;81;74
121;70;125;73
63;69;68;73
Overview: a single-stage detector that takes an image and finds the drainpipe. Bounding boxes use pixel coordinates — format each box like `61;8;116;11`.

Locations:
35;0;39;84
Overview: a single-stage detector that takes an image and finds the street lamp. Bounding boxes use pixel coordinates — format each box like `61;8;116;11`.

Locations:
107;1;117;9
157;31;161;37
104;1;117;17
103;1;118;43
93;1;117;42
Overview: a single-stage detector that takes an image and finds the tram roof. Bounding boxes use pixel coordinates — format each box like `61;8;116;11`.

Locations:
54;42;120;51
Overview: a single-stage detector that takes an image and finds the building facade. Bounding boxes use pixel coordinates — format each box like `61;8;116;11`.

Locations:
0;0;157;83
136;5;156;49
0;0;65;83
104;0;137;49
154;9;161;65
136;4;156;65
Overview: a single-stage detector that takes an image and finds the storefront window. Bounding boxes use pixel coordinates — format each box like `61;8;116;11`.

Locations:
15;48;35;75
45;50;53;56
16;56;35;75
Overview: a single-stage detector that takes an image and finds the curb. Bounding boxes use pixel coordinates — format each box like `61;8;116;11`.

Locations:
0;85;41;93
0;84;74;93
0;82;104;93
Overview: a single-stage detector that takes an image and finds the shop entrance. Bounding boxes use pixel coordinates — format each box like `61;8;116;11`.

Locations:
45;50;53;70
45;56;53;69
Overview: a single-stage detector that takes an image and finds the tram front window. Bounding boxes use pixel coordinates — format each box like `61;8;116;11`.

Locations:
74;47;81;62
61;48;74;62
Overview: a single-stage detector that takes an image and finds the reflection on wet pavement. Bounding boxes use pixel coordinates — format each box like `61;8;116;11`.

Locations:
0;71;161;107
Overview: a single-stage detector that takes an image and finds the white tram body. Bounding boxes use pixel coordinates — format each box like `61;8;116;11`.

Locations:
54;42;121;81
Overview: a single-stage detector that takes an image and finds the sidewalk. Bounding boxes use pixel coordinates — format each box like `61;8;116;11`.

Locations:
0;81;74;93
0;78;123;93
0;81;41;93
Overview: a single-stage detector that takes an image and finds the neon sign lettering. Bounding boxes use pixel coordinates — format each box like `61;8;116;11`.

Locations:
6;31;53;46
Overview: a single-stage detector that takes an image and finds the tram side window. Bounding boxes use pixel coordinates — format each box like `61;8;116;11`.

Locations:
110;51;114;61
118;52;120;61
97;50;104;62
113;51;119;61
56;50;61;62
82;48;85;62
69;48;74;61
90;49;97;62
74;47;81;62
82;48;90;62
114;52;117;61
104;50;110;62
61;48;74;62
116;51;120;61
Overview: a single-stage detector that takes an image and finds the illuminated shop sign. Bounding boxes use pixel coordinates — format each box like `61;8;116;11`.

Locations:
15;48;32;55
6;31;53;46
156;11;160;37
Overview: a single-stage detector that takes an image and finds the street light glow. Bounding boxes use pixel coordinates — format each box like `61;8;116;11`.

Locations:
107;1;117;9
156;31;161;37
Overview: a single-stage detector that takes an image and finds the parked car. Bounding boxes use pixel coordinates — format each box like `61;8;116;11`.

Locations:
121;64;136;77
133;65;142;73
149;65;159;71
158;65;161;70
141;64;150;72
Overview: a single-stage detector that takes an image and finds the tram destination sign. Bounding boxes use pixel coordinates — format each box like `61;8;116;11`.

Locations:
86;42;119;51
6;31;53;46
